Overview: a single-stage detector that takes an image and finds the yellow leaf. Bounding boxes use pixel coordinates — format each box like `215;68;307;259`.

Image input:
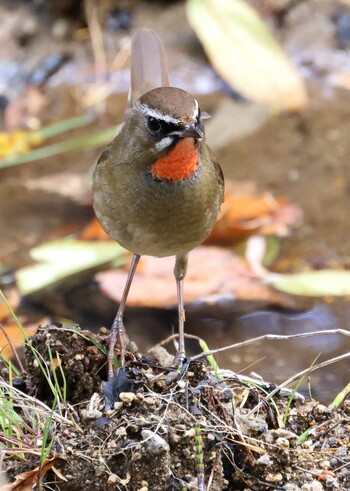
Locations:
186;0;307;110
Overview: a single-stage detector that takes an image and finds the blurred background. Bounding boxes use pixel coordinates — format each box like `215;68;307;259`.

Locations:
1;0;350;402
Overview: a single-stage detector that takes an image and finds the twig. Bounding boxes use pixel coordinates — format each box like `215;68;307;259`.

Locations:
246;352;350;418
190;329;350;362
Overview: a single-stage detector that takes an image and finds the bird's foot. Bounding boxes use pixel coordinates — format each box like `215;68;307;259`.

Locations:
108;317;126;379
171;350;186;369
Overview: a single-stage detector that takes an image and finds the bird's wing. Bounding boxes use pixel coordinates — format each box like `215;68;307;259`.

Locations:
129;28;170;106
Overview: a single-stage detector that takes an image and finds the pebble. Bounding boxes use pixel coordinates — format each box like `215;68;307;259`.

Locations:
301;480;324;491
256;453;272;466
285;484;301;491
276;437;290;449
265;472;283;482
141;430;170;455
80;408;102;419
149;346;174;367
108;474;118;484
319;460;331;469
271;429;298;440
119;392;136;404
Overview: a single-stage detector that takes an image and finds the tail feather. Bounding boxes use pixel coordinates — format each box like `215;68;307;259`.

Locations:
130;28;170;104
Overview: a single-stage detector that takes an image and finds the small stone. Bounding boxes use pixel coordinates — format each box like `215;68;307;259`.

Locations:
141;430;170;455
149;346;174;367
276;437;290;449
80;408;103;419
265;472;283;482
285;484;301;491
75;354;84;360
184;428;196;437
119;392;136;404
256;454;271;466
108;474;118;484
271;429;298;440
335;446;347;457
113;402;123;411
301;480;324;491
325;476;339;488
319;460;330;469
177;380;186;389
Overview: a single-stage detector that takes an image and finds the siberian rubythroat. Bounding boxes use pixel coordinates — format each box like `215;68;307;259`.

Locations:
92;28;224;377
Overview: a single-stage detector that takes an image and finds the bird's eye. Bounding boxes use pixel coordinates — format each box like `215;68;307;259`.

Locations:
147;117;162;133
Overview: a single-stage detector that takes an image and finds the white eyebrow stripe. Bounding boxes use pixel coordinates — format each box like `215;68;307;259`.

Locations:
135;102;180;124
193;98;199;119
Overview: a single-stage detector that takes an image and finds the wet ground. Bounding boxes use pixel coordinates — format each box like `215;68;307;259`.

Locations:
0;0;350;404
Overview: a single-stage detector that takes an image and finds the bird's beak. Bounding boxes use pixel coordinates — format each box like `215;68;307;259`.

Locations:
182;123;203;140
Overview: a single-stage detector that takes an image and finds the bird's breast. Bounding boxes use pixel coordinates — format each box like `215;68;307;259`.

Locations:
150;138;199;181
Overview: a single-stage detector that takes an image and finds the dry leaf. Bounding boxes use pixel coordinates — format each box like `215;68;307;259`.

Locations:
0;455;62;491
206;185;301;244
186;0;307;110
96;246;290;308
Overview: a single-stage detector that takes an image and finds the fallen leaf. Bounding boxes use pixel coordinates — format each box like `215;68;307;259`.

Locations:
186;0;307;110
16;239;127;296
0;455;62;491
96;246;290;308
206;185;301;244
266;270;350;296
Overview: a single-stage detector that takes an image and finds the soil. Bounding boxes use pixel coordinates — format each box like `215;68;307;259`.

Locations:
2;325;349;490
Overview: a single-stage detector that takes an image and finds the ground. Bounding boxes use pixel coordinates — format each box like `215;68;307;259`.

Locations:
2;325;349;490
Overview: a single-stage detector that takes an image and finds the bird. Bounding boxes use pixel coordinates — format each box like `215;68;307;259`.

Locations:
92;28;224;378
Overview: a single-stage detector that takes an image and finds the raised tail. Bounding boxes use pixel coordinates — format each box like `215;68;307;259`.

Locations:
129;28;170;105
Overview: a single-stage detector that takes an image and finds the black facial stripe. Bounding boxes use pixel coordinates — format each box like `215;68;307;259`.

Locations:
147;116;182;139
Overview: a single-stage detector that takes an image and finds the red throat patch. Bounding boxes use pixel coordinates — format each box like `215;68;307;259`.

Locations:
150;138;199;181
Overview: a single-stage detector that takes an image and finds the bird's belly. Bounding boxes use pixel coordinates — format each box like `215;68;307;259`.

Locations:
93;186;218;257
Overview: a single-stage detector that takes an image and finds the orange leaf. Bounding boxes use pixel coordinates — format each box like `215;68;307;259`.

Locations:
206;184;301;244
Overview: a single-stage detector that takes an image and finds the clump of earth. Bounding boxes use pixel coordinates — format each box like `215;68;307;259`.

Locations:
2;325;349;490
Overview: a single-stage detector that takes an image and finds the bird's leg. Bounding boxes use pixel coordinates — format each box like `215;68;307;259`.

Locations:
172;253;188;367
108;254;140;378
